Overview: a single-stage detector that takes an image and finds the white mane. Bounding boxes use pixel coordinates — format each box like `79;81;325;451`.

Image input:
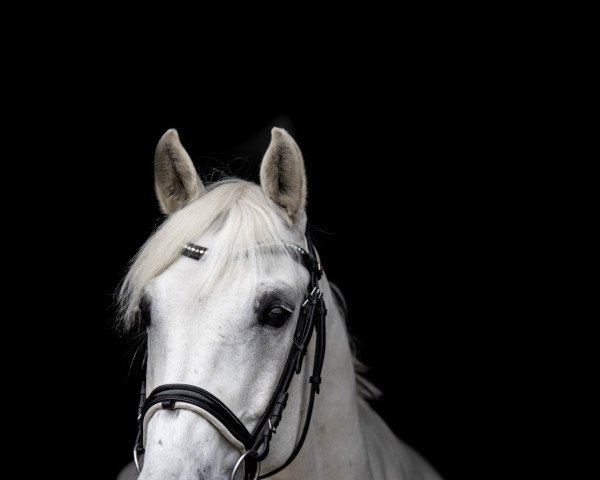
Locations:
118;179;304;331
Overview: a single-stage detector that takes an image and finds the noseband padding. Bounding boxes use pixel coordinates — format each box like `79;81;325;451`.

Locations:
142;385;253;452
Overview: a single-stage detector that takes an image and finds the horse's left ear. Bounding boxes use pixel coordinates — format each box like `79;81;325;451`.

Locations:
260;127;307;220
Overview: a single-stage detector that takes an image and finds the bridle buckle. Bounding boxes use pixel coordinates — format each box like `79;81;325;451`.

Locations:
268;418;277;435
302;287;321;307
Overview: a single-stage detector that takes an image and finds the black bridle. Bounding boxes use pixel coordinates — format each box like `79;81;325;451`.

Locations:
133;234;327;479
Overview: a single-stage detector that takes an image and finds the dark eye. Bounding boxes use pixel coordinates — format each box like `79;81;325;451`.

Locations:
139;295;152;328
260;303;293;328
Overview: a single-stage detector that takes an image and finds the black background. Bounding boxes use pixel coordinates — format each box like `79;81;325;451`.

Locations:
6;5;575;478
56;110;510;480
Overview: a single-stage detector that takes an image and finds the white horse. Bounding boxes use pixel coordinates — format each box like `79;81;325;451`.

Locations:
116;128;442;480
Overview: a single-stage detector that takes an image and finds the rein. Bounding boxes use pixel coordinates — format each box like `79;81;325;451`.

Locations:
132;234;327;479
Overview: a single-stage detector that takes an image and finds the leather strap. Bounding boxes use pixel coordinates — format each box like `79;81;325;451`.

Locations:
259;285;327;477
253;232;326;478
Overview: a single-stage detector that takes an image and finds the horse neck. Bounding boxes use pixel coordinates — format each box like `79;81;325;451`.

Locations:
277;278;373;480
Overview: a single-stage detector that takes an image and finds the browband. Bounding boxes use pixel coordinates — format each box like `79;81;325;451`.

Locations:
182;241;321;275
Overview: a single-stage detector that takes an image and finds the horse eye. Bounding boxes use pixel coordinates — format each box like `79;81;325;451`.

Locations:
139;295;152;328
261;303;293;328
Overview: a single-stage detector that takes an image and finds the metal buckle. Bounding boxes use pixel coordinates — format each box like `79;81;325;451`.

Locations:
268;418;277;435
231;450;260;480
302;287;320;307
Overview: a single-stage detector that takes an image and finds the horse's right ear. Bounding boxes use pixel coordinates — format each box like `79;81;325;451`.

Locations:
154;129;205;215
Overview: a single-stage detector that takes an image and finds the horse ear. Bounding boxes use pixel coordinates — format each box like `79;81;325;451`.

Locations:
260;128;307;220
154;129;205;214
